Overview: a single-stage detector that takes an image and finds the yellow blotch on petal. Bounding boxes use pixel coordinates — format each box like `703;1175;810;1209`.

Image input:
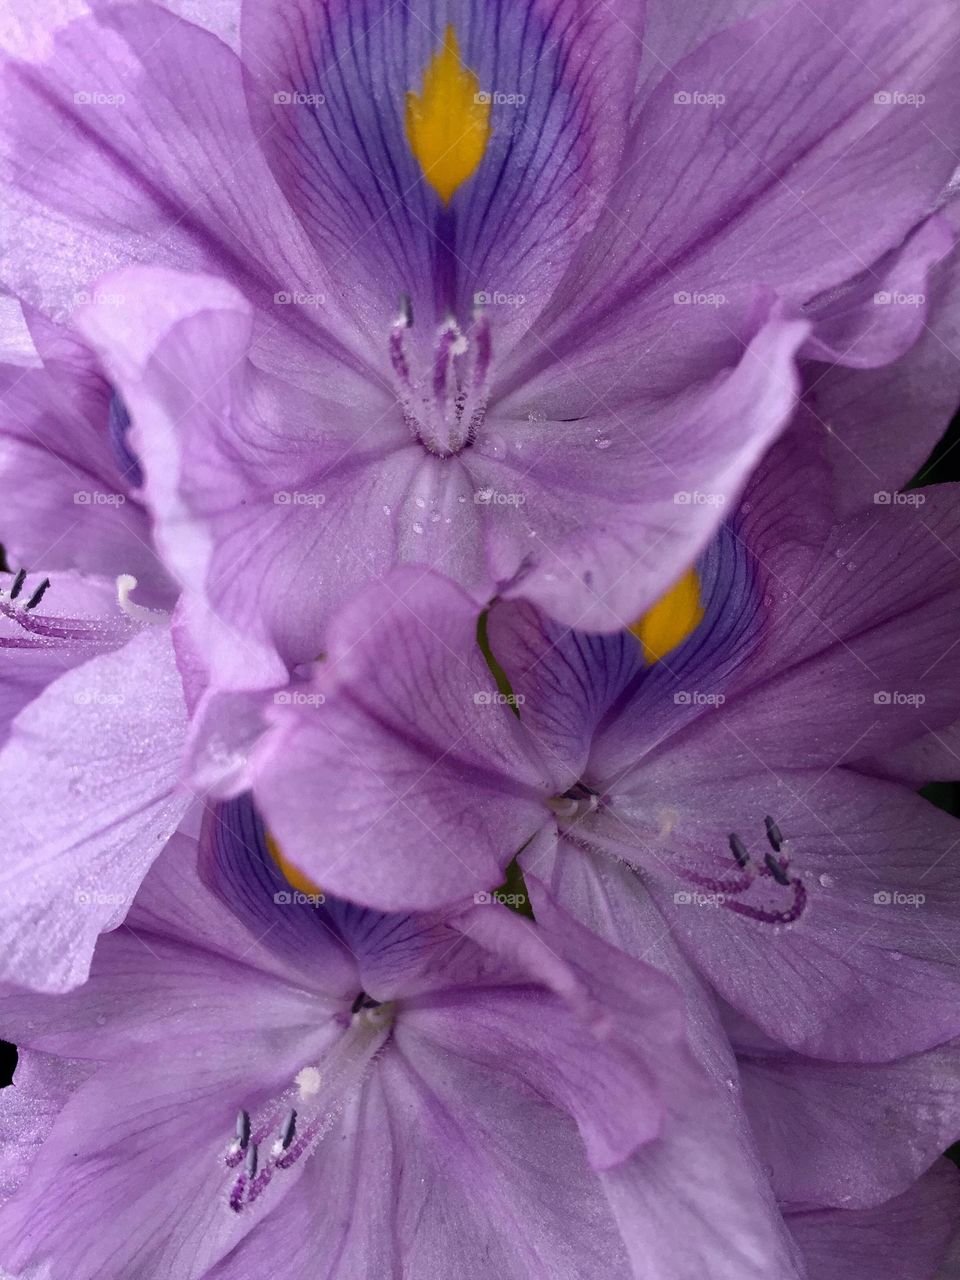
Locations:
630;567;705;665
405;25;491;205
266;831;324;897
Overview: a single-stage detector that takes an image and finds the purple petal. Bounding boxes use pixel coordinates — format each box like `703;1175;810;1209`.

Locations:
515;0;960;401
494;310;807;629
739;1034;960;1209
0;1050;91;1207
627;769;960;1059
0;625;189;991
787;1162;960;1280
242;0;645;340
253;568;557;909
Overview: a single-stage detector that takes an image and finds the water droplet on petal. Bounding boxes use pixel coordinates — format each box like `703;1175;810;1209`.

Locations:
818;873;835;889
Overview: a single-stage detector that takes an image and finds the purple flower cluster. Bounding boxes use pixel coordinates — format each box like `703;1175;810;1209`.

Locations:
1;0;960;1275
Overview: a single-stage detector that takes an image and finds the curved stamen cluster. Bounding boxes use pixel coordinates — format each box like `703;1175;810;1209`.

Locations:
677;815;807;925
1;567;50;617
389;298;491;457
223;996;395;1213
549;782;602;825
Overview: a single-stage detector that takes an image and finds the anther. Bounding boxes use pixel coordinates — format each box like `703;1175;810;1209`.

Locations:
244;1142;258;1179
397;293;413;329
764;815;784;853
24;578;50;611
278;1109;297;1152
235;1109;251;1150
764;850;791;887
728;833;749;869
9;568;26;601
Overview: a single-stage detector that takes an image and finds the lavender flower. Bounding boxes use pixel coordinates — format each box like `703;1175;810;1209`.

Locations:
0;0;954;703
252;425;960;1061
0;802;800;1279
0;323;188;991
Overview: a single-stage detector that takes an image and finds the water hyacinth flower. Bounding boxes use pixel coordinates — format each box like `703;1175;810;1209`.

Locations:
0;318;189;992
0;0;956;714
0;803;803;1279
252;426;960;1063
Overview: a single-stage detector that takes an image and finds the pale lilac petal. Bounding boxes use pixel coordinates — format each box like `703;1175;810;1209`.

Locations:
788;1162;960;1280
253;569;557;909
625;769;960;1059
739;1036;960;1208
0;625;188;991
0;1050;90;1207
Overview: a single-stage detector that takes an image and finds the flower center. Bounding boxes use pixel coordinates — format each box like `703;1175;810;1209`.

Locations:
224;993;395;1213
389;298;491;457
548;781;602;825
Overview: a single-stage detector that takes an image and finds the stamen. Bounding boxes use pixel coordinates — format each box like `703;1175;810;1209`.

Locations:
548;782;600;824
8;568;26;601
235;1109;250;1151
764;815;783;852
676;820;807;927
763;850;791;887
116;574;167;626
224;997;395;1213
276;1109;297;1154
387;308;492;456
24;578;50;611
728;833;749;869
